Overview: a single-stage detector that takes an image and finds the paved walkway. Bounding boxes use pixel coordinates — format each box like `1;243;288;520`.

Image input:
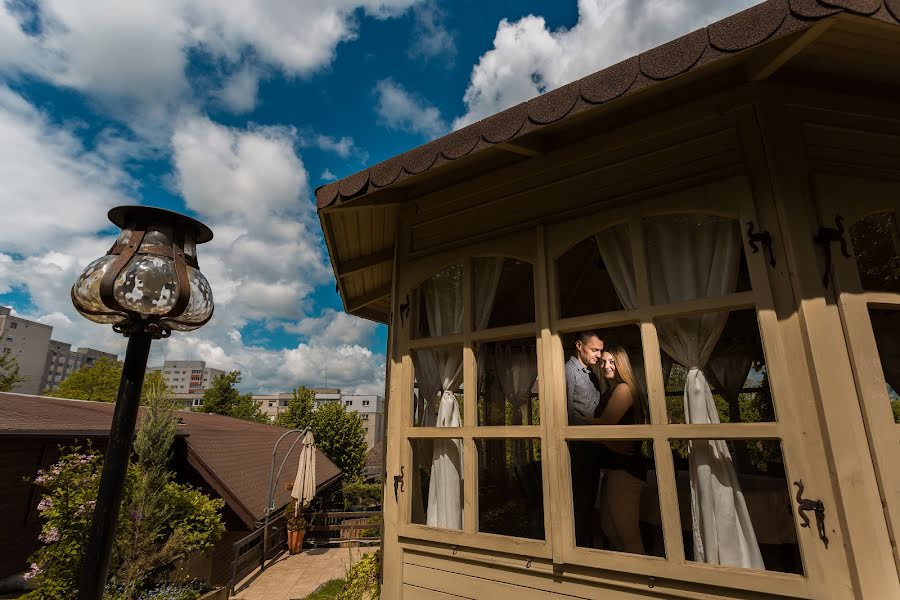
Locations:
232;547;377;600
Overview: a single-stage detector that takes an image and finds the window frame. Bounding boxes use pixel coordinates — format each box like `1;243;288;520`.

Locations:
813;173;900;574
396;228;552;558
393;176;830;597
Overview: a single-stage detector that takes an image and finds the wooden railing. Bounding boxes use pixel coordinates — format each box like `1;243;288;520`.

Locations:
306;511;382;547
228;514;286;596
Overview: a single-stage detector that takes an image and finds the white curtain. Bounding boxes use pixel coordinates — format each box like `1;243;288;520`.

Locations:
645;215;763;569
494;343;538;465
412;259;504;529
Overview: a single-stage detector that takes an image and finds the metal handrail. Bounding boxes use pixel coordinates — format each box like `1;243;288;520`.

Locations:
261;428;309;570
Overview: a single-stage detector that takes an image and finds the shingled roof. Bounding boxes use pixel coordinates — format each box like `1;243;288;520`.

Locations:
0;392;342;528
316;0;900;208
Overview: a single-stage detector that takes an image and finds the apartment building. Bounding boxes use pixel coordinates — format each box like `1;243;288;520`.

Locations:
147;360;224;399
0;307;52;394
42;341;118;392
254;387;384;448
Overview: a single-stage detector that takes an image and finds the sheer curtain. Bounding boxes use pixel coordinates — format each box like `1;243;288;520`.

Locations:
494;343;538;465
412;259;504;529
596;217;763;569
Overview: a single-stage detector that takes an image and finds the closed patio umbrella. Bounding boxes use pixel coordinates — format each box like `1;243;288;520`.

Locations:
291;430;316;510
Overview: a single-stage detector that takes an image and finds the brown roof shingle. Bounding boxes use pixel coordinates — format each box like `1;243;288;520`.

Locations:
315;0;900;209
0;393;341;528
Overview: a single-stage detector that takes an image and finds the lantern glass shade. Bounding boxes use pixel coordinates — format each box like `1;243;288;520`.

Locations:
113;255;179;315
72;256;126;324
70;205;214;333
167;266;214;331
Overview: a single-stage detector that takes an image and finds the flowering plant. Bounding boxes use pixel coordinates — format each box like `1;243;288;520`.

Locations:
283;499;307;532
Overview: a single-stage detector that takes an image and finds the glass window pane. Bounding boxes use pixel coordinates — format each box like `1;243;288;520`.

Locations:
561;325;647;426
413;263;464;339
569;440;663;556
411;438;463;530
475;257;535;329
869;308;900;423
477;338;539;426
477;439;543;540
850;211;900;293
643;214;750;305
411;346;464;427
659;309;774;428
557;224;632;319
668;439;802;574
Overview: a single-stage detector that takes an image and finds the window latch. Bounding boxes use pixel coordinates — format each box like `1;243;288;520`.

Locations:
813;215;851;289
794;480;829;548
393;466;405;501
746;222;776;268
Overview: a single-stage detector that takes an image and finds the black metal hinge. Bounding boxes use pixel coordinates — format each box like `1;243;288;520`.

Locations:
393;466;405;502
746;222;776;268
813;215;851;289
794;480;829;548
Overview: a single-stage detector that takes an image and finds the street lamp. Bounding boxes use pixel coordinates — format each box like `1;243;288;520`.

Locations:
70;206;213;600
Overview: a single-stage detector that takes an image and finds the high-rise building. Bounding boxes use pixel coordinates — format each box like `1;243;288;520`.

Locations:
0;307;52;394
42;341;118;392
147;360;225;400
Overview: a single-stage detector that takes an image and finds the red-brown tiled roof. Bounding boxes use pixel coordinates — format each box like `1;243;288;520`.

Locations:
0;393;341;528
315;0;900;209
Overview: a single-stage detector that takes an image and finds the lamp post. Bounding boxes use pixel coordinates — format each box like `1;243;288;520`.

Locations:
70;206;214;600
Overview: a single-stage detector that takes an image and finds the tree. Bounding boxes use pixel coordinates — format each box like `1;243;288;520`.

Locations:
24;380;224;599
311;401;368;481
199;371;269;423
49;357;122;402
0;351;26;391
275;386;315;430
50;360;168;405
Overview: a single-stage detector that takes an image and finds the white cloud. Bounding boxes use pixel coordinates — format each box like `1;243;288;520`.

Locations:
408;0;456;65
320;168;337;181
0;86;130;254
0;0;422;133
280;309;377;347
299;132;367;161
374;78;447;139
216;65;262;114
453;0;759;129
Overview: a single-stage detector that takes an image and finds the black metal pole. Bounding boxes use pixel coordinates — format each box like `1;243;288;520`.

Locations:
77;330;152;600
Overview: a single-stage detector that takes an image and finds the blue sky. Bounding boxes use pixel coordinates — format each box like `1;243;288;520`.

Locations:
0;0;755;393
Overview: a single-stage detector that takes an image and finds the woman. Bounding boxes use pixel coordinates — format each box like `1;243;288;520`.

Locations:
593;345;649;554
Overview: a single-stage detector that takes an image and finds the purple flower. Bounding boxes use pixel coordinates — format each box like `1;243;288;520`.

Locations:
23;563;40;581
130;510;142;522
39;527;59;543
37;498;52;512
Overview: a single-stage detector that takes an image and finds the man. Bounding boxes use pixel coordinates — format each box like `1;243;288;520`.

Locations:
565;331;604;547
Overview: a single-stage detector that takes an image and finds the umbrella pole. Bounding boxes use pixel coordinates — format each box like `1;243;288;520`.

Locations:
262;428;307;570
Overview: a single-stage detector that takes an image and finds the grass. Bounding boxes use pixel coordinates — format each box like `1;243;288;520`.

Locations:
296;578;346;600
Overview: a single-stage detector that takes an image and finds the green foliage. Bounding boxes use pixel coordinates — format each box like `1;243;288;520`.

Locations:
301;579;345;600
275;386;315;430
339;550;380;600
22;447;106;600
312;401;368;482
24;380;224;599
342;481;382;511
892;400;900;423
199;371;268;423
0;351;26;391
50;357;122;402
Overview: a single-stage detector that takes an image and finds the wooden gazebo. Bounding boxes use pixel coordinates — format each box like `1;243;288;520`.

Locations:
318;2;900;598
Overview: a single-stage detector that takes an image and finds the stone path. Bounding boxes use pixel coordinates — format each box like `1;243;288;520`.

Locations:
232;547;376;600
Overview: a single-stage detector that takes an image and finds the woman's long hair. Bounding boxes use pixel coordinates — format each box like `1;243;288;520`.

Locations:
605;345;649;424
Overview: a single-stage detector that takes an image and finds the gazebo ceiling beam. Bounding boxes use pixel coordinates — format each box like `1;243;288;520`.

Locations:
747;19;833;82
338;248;395;279
347;284;392;314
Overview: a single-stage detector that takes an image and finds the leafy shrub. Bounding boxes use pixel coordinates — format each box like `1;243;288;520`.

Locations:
284;499;308;532
339;551;380;600
342;482;382;511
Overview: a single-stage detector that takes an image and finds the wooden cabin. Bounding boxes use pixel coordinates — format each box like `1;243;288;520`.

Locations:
316;2;900;598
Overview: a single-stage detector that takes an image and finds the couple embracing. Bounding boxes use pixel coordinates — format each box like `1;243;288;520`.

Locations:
566;331;649;554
